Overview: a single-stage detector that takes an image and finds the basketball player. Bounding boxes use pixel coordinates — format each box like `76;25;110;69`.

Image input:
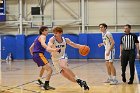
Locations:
98;23;118;85
47;26;89;90
29;26;60;90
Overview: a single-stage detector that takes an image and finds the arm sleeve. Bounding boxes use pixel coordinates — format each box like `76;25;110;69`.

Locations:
134;34;139;43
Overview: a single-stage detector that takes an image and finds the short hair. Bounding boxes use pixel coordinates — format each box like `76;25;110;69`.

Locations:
53;26;63;33
99;23;107;29
39;26;48;35
124;24;131;29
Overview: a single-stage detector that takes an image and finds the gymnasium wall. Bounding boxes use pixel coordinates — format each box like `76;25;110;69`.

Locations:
1;33;139;60
1;0;140;34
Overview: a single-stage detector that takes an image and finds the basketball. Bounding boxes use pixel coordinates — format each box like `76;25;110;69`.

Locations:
79;45;90;56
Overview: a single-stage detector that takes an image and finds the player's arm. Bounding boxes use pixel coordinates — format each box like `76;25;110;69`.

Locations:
120;36;123;58
39;35;48;49
136;43;139;57
108;35;115;52
29;43;34;56
47;37;54;48
39;35;59;52
120;44;123;58
98;43;104;47
47;37;56;52
65;38;82;48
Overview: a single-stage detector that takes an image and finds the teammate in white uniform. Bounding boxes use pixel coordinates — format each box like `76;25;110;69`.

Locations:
98;23;118;85
48;26;89;90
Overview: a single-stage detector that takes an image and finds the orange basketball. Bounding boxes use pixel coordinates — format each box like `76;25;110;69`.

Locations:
79;45;90;56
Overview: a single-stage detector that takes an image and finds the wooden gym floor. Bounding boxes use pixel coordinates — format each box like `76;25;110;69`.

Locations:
0;59;140;93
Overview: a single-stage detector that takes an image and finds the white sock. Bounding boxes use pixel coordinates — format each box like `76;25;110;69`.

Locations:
74;76;79;80
108;75;112;79
112;76;116;80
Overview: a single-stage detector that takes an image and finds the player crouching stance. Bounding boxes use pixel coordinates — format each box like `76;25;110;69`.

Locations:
48;26;89;90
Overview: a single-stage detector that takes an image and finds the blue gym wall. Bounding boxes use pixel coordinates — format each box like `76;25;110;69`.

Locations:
1;33;139;60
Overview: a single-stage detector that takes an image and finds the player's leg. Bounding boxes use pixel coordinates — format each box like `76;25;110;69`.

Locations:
42;63;55;90
128;51;135;84
59;59;89;90
43;63;53;81
53;59;80;83
38;53;54;90
38;67;45;85
109;62;116;78
121;51;129;83
61;69;76;82
105;51;112;83
109;49;118;85
109;62;118;85
32;53;45;85
105;62;112;83
59;59;76;78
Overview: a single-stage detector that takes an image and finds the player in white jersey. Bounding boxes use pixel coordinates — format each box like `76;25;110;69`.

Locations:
48;26;89;90
98;23;118;85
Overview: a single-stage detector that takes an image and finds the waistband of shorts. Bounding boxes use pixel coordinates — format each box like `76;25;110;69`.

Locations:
33;52;44;54
123;49;135;51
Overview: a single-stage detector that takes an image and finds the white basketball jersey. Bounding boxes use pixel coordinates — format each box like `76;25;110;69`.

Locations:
51;36;67;59
102;31;114;50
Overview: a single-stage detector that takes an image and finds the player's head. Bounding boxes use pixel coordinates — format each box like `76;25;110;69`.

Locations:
39;26;48;35
99;23;107;32
124;24;131;34
53;26;63;37
53;26;63;33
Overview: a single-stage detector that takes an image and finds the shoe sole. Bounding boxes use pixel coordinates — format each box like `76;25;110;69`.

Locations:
82;81;89;90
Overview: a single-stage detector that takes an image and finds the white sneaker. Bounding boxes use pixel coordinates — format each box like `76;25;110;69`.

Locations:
110;79;118;85
104;78;112;83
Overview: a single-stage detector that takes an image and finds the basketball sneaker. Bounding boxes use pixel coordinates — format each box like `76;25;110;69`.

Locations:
82;81;89;90
43;81;55;90
110;79;118;85
37;79;44;86
104;78;112;83
76;79;83;87
43;85;55;90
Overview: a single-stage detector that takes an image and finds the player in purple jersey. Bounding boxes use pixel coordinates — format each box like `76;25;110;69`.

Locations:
29;26;59;90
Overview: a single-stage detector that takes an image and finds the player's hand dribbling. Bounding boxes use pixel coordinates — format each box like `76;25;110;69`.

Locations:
98;43;103;47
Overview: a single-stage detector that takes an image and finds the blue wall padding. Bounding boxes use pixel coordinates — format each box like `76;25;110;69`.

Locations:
1;35;16;59
87;33;104;59
25;35;37;59
135;60;140;82
63;34;79;59
1;32;139;59
16;35;25;59
113;33;123;59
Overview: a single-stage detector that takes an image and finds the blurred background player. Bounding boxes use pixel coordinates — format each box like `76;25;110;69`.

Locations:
29;26;59;90
98;23;118;85
6;52;13;62
47;26;89;90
